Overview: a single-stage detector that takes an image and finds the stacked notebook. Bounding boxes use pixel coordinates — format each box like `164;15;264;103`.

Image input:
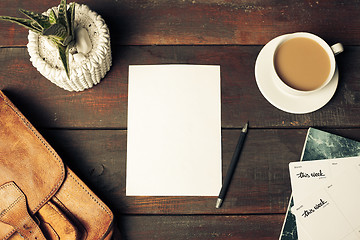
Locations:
280;128;360;240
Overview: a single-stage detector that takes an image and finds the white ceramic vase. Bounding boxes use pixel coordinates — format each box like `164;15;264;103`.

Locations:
27;3;112;92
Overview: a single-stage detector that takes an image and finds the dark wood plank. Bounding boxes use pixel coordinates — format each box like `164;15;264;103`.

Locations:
0;0;360;46
39;128;360;215
118;214;285;240
0;45;359;129
1;2;356;239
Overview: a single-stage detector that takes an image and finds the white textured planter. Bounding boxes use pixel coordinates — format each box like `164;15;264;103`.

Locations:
27;3;112;92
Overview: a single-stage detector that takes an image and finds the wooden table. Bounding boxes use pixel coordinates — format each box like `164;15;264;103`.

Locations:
1;1;360;239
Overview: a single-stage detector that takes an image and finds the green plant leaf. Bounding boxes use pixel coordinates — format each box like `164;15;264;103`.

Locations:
58;0;69;35
58;44;70;79
30;21;42;31
63;35;72;46
0;16;41;33
67;3;75;38
50;38;64;47
19;9;50;29
42;23;67;41
49;9;57;24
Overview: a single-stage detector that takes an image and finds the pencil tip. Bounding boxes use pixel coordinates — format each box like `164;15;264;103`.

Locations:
216;198;223;208
242;122;249;133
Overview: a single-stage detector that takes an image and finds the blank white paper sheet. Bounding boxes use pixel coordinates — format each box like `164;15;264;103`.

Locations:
126;65;222;196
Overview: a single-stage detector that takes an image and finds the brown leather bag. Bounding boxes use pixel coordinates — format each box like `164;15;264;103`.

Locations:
0;91;114;240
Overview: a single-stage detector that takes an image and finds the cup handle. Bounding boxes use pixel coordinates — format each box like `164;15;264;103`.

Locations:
331;43;344;56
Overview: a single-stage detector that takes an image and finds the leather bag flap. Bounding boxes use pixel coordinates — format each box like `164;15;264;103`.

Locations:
0;91;65;238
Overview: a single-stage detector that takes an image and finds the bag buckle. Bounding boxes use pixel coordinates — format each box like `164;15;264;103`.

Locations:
0;182;46;240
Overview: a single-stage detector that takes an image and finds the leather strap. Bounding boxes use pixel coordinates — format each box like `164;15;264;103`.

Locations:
0;182;46;240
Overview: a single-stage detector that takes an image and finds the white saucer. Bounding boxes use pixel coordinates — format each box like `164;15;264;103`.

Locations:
254;35;339;114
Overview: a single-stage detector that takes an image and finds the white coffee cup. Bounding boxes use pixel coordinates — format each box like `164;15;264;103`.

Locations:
271;32;343;96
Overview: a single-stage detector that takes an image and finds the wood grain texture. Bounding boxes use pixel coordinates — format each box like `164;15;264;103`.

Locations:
1;1;359;239
38;128;360;216
0;0;359;46
120;214;285;240
0;45;359;129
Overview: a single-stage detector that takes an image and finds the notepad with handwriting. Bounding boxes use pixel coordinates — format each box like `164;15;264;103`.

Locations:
126;65;222;196
289;157;360;239
279;128;360;240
